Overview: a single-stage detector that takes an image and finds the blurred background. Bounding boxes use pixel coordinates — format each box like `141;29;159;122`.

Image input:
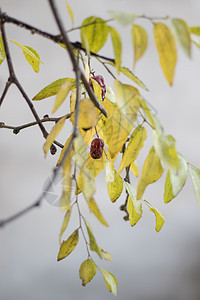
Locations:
1;0;200;299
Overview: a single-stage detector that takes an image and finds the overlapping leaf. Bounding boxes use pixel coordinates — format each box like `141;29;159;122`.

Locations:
107;169;123;202
137;146;164;199
79;259;97;286
127;196;142;226
140;99;155;128
109;26;121;74
130;161;139;177
118;125;147;174
154;23;177;85
57;229;79;261
99;267;118;296
124;181;142;216
170;18;191;57
53;79;76;113
132;24;148;66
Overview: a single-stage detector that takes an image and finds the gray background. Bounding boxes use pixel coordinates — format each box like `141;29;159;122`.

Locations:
1;0;200;299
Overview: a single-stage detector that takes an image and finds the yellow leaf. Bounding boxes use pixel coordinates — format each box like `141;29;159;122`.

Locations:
140;99;155;128
164;154;188;203
71;98;97;130
96;98;134;161
73;130;87;168
170;18;191;57
81;17;109;53
105;160;115;183
57;229;79;261
81;166;96;201
127;196;142;226
189;165;200;206
79;259;97;286
87;197;109;227
60;154;72;210
190;26;200;36
59;209;71;243
137;146;164;199
79;127;96;146
23;46;40;73
130;161;139;177
66;1;74;26
100;249;112;261
90;78;102;102
57;135;73;166
107;170;123;202
0;36;5;65
99;267;118;296
154;23;177;85
84;219;102;258
132;24;148;66
113;79;140;124
109;26;122;74
124;181;142;216
52;79;76;113
119;66;148;91
149;207;165;232
118;125;147;174
43;116;66;157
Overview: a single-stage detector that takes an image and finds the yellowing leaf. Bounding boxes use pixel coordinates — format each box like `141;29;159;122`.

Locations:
124;181;142;216
105;160;115;183
66;1;74;26
137;146;164;199
127;196;142;226
33;78;74;100
73;131;87;168
130;161;139;177
81;166;96;201
90;78;102;102
105;85;116;103
43;116;66;157
96;99;134;161
57;229;79;261
109;26;121;74
71;98;97;130
118;125;147;174
154;23;177;85
60;156;72;210
192;36;200;49
57;135;73;166
109;10;136;26
170;18;191;57
81;17;108;53
140;99;155;128
119;66;148;91
100;249;112;261
189;165;200;206
113;79;140;124
164;154;188;203
23;46;41;72
132;24;148;66
79;259;97;286
99;267;118;296
0;36;5;65
79;127;96;146
87;197;109;227
107;170;123;202
84;219;102;258
190;26;200;36
149;207;165;232
59;209;71;243
52;79;76;113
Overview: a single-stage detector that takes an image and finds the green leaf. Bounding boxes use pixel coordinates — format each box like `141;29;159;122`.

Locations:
149;207;165;232
109;26;122;74
23;46;41;72
0;36;5;65
190;26;200;36
84;219;102;258
118;125;147;174
86;197;109;227
66;1;74;26
109;10;136;26
79;259;97;286
170;18;191;57
107;169;123;202
132;25;148;66
59;209;71;243
189;165;200;206
113;79;140;124
124;181;142;216
137;146;164;199
127;196;142;226
119;66;148;91
43;116;66;157
33;78;75;100
52;79;76;113
164;154;188;203
80;16;108;53
99;267;118;296
57;229;79;261
154;23;177;85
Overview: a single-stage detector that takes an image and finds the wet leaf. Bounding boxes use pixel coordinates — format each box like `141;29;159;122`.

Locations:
170;18;191;57
154;23;177;85
99;267;118;296
79;259;97;286
137;146;164;199
127;196;142;226
118;125;147;174
87;197;109;227
132;24;148;66
81;16;108;53
52;79;76;113
43;116;66;157
189;165;200;206
109;26;121;74
57;229;79;261
109;10;136;26
107;169;123;202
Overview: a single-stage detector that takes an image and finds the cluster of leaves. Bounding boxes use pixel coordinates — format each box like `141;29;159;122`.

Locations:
1;3;200;295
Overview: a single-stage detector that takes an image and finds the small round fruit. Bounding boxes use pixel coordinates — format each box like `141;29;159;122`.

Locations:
90;138;104;159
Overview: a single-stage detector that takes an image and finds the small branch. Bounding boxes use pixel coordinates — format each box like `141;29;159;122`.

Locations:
66;18;113;33
0;79;12;107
